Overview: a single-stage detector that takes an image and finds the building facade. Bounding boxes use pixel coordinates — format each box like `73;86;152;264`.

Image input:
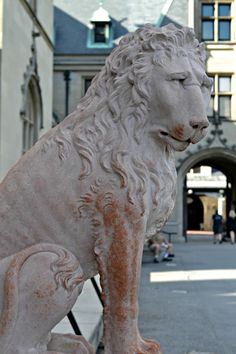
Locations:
175;0;236;236
53;0;236;238
0;0;53;180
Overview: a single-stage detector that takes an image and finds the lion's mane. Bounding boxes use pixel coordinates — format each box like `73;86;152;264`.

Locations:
52;24;206;221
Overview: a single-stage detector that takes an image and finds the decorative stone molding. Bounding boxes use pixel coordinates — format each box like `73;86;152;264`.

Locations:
20;30;43;131
20;30;43;153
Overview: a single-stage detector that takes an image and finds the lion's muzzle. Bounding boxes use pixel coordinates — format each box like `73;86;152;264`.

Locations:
190;117;209;144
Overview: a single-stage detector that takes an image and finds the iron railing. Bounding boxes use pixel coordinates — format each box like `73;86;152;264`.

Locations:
67;276;103;335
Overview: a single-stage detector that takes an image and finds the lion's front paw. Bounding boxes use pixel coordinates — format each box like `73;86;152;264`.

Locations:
137;337;163;354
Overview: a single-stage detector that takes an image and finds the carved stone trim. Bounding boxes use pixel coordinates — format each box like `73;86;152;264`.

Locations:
20;31;43;137
19;0;54;50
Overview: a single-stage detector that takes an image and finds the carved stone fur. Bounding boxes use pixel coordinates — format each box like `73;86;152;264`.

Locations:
0;24;211;353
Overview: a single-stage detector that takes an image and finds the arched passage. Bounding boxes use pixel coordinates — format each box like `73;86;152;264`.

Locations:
187;195;204;230
176;147;236;237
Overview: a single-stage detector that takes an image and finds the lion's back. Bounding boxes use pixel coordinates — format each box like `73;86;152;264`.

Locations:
0;125;97;277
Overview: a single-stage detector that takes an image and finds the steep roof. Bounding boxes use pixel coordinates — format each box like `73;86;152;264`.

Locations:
54;0;189;55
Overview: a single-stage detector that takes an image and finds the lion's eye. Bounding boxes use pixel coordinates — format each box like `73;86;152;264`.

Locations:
172;77;188;86
167;72;190;84
172;78;185;82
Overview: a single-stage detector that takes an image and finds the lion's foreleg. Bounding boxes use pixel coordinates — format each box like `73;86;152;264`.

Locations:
94;199;161;354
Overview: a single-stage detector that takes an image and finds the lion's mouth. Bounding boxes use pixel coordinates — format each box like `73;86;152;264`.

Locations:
160;131;190;141
159;131;190;151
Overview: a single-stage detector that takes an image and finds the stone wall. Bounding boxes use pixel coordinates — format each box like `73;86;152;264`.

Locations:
0;0;53;180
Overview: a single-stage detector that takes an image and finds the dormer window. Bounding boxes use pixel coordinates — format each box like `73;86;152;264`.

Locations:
94;23;107;43
87;4;113;48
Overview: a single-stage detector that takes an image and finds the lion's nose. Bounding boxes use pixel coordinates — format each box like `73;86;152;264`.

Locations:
190;119;209;130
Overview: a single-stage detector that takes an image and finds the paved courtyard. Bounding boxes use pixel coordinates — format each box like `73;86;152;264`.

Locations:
139;234;236;354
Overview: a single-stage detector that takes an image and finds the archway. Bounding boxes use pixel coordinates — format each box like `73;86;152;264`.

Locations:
187;195;204;230
176;147;236;237
186;165;227;232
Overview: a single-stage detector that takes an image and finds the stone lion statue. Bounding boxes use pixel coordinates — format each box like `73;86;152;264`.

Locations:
0;24;211;354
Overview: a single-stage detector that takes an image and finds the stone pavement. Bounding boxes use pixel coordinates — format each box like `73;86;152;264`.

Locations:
139;234;236;354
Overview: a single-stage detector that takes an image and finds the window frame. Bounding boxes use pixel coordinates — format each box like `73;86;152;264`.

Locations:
207;73;233;121
201;1;232;42
83;77;93;95
22;78;42;153
87;22;113;49
21;74;43;154
94;23;108;43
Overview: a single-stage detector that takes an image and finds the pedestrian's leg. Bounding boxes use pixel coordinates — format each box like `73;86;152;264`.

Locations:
162;244;172;262
230;231;235;244
218;233;222;244
153;244;161;263
167;243;175;257
213;233;217;244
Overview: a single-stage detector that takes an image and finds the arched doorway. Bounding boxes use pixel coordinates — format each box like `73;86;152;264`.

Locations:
186;165;227;232
187;195;204;230
176;147;236;237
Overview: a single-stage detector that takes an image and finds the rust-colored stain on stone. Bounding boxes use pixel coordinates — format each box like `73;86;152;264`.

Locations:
104;203;130;305
172;124;185;140
34;284;56;298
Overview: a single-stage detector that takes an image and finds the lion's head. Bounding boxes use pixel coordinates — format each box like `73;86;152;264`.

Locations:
74;23;211;163
76;23;211;150
56;24;211;221
146;26;211;152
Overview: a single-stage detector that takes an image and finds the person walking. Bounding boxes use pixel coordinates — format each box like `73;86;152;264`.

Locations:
227;209;236;244
212;209;223;244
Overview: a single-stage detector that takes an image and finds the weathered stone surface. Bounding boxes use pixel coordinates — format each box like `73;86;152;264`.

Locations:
0;24;210;353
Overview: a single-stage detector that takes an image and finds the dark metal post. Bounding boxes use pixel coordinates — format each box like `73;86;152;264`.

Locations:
91;277;103;306
67;311;82;335
64;70;71;117
67;277;103;336
183;176;188;242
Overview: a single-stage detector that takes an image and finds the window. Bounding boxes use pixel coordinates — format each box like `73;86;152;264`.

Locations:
207;74;232;120
88;22;112;47
23;82;40;153
202;4;214;40
201;2;231;41
23;82;38;152
21;75;43;154
87;5;113;48
84;78;93;94
94;23;107;43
